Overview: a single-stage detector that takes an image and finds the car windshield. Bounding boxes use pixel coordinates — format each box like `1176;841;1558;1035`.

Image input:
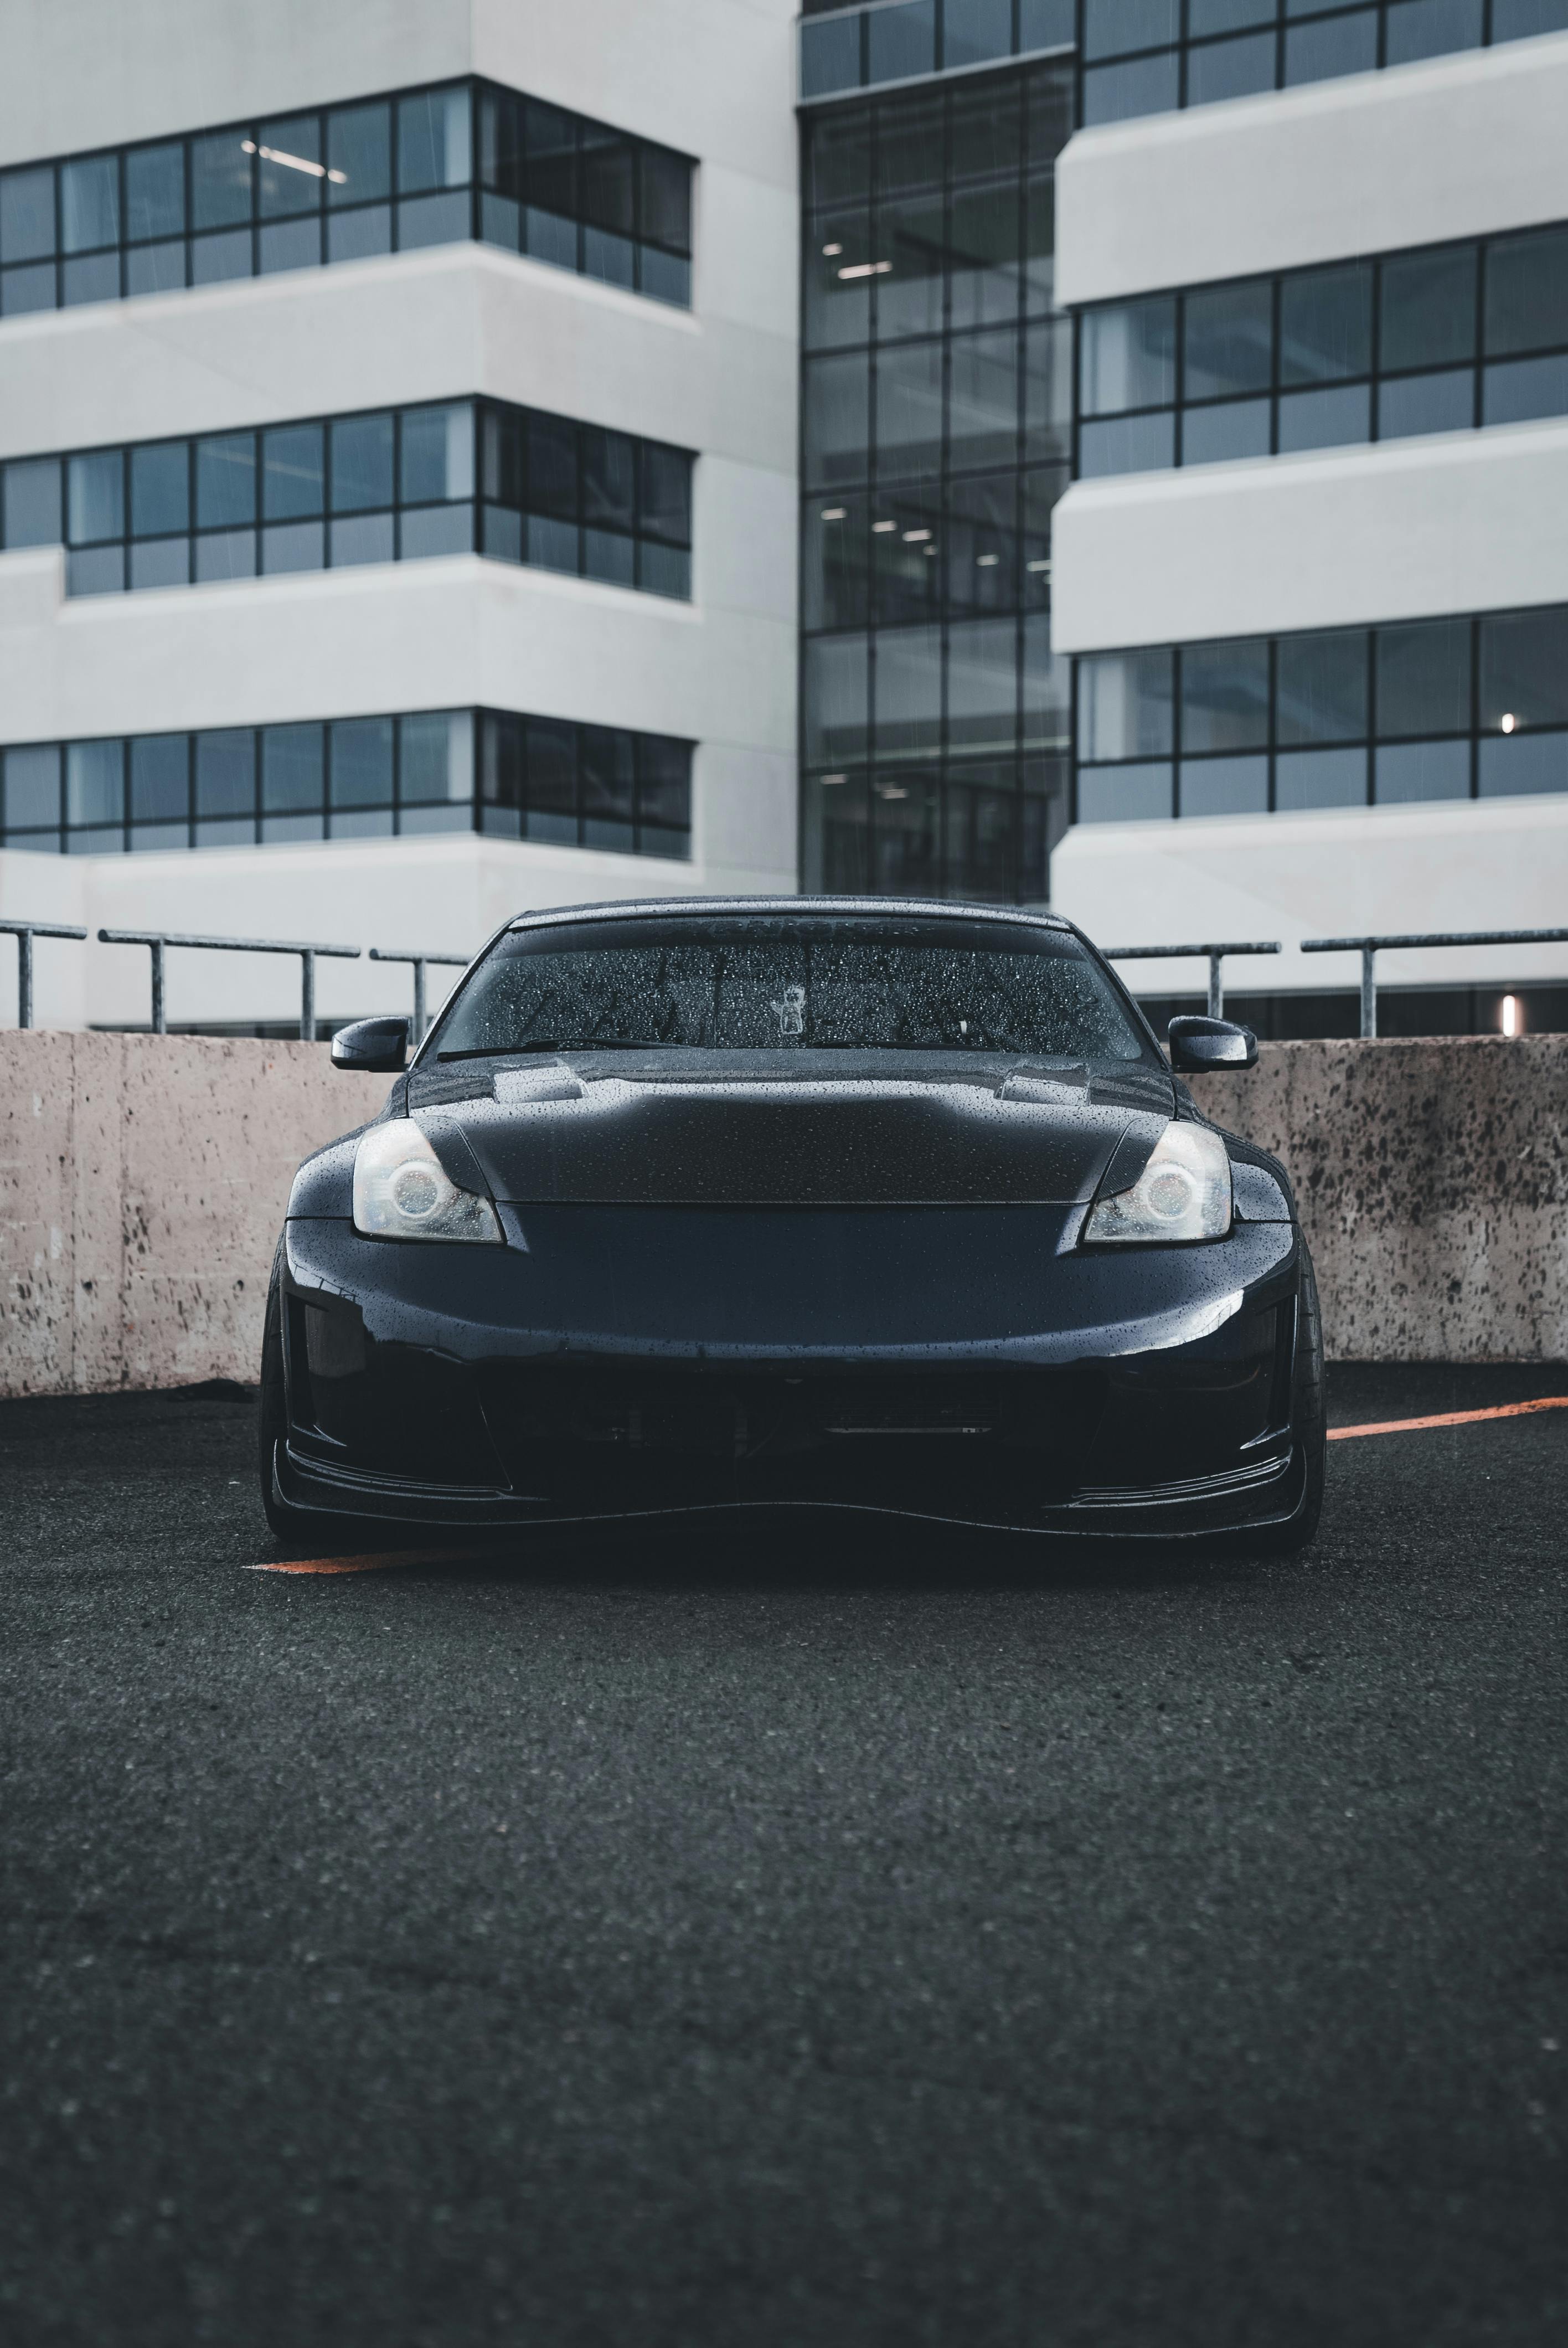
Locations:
431;916;1151;1063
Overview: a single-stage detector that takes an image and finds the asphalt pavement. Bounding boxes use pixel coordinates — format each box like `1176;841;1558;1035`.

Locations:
1;1364;1564;2347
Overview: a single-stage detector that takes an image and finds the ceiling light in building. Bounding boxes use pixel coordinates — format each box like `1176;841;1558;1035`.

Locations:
902;528;931;542
1027;559;1050;574
242;138;347;183
1502;993;1523;1037
877;785;909;801
838;260;891;280
822;242;843;257
821;773;847;787
820;507;847;522
871;519;898;533
1500;712;1517;733
976;553;999;567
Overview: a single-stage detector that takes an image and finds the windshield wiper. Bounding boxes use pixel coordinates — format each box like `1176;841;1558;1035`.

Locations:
436;1038;686;1061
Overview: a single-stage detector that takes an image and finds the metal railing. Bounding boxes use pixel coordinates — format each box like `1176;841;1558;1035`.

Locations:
97;929;363;1042
3;920;475;1037
6;915;1564;1043
2;919;89;1031
1301;928;1568;1038
367;946;470;1043
1102;940;1282;1020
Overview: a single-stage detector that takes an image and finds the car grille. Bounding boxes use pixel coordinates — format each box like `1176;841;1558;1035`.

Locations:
481;1363;1106;1511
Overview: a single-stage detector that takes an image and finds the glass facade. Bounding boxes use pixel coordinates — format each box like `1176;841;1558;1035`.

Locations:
802;0;1568;116
0;78;693;321
0;400;693;601
1076;603;1568;820
0;711;693;861
1077;0;1568;127
801;0;1076;100
798;60;1074;902
1080;221;1568;474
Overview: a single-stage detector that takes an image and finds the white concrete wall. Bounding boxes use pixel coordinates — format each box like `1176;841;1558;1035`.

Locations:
1050;417;1568;651
1058;32;1568;306
0;243;791;485
1052;791;1568;996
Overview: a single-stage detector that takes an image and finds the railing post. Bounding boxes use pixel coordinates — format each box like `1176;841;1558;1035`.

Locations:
367;947;468;1043
1360;945;1377;1041
6;921;88;1031
300;949;316;1043
151;938;166;1035
1208;951;1224;1020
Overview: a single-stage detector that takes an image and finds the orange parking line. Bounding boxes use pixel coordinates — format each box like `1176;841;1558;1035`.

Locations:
1329;1397;1568;1441
247;1547;479;1575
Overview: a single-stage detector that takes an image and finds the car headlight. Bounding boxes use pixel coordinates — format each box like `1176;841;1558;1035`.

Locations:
352;1119;503;1243
1082;1120;1232;1245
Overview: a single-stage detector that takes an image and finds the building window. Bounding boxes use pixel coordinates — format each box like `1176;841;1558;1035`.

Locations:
799;61;1075;904
0;79;693;322
1072;604;1568;821
0;400;694;602
801;1;1077;104
0;710;693;861
1081;0;1568;126
1076;223;1568;476
799;0;1568;120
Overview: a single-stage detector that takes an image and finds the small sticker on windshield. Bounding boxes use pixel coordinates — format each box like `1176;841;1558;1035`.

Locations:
772;985;806;1038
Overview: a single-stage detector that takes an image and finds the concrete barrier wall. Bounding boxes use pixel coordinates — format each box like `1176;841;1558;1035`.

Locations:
1;1034;385;1400
1;1031;1564;1397
1192;1036;1568;1362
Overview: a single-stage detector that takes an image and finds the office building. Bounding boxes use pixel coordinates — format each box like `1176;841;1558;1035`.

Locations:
0;1;800;1030
4;1;1568;1033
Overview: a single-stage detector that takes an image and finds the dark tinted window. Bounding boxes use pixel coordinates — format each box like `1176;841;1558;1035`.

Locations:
435;919;1148;1060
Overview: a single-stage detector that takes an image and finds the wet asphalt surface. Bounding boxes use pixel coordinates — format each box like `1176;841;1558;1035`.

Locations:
0;1363;1564;2348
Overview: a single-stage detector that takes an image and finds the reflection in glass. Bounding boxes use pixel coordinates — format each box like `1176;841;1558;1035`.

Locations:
1184;281;1272;400
1078;651;1174;761
130;444;188;537
60;156;119;251
1379;246;1477;372
1374;740;1471;800
1275;749;1366;810
66;740;122;828
1479;607;1568;731
328;104;391;204
1277;631;1367;744
1280;264;1372;383
1077;763;1174;821
195;435;256;528
1376;619;1471;737
1180;755;1270;816
1182;640;1270;753
1079;297;1177;414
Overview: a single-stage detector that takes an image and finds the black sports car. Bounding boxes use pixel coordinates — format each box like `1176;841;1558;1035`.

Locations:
260;898;1324;1551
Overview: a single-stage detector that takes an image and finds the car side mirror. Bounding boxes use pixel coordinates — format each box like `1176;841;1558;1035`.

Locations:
1167;1015;1257;1073
331;1016;409;1073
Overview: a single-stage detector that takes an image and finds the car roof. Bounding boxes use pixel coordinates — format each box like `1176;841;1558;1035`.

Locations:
505;895;1076;937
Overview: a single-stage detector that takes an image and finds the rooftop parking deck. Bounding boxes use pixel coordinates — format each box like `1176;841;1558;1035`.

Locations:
1;1363;1564;2344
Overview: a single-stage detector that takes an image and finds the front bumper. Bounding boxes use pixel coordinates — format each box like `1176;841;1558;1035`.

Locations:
274;1206;1306;1538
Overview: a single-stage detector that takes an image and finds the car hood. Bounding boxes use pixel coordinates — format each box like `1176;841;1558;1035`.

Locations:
405;1049;1176;1207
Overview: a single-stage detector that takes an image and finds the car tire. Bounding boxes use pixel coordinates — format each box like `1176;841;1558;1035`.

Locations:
1241;1240;1326;1557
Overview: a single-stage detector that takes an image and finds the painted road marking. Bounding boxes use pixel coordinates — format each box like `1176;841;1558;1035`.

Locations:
1329;1397;1568;1441
247;1548;485;1575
